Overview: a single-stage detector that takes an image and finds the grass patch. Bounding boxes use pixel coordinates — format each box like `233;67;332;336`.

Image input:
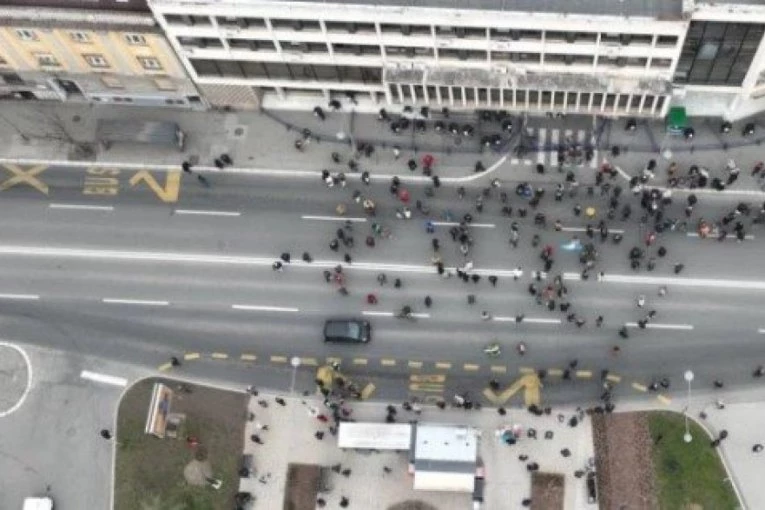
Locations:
114;378;248;510
648;411;739;510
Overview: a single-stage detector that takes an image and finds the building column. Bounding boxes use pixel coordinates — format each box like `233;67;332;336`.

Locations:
638;94;647;114
369;91;378;104
659;94;671;117
448;86;454;107
384;85;393;106
275;87;286;100
409;84;417;104
435;86;442;105
650;95;659;116
499;86;504;108
396;84;404;104
600;93;607;113
461;86;467;107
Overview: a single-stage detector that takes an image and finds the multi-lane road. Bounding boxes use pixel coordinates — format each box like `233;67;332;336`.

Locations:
0;161;764;408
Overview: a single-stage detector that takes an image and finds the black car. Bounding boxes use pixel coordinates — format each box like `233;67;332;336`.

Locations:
323;319;371;343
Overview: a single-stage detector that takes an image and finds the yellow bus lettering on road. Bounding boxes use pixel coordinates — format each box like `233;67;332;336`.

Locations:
129;170;180;203
84;167;120;196
0;164;49;195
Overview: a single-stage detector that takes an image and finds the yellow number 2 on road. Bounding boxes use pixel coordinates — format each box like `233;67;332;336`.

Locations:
129;170;181;203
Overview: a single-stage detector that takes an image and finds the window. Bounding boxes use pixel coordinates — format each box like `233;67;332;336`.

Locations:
657;35;679;47
270;19;320;31
651;58;672;69
70;31;90;43
137;56;162;70
0;55;6;66
101;75;124;89
83;53;109;68
2;72;23;85
35;52;60;67
324;21;375;34
125;33;147;46
16;29;37;41
216;17;266;29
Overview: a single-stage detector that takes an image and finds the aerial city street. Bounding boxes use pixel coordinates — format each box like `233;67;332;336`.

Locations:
2;0;765;509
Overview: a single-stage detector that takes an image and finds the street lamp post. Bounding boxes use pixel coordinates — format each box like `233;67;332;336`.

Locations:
289;356;301;395
683;370;694;443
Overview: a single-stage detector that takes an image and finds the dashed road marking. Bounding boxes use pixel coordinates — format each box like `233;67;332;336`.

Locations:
174;209;241;217
408;361;423;369
632;382;648;392
301;357;318;366
381;358;396;366
353;358;368;365
102;298;169;306
435;362;452;370
432;221;495;229
576;370;593;379
0;293;40;301
606;374;622;384
362;310;394;317
490;365;507;373
463;363;480;371
494;316;561;324
519;367;536;375
302;215;366;222
657;394;672;406
49;203;114;211
326;357;342;365
80;370;127;387
240;354;257;361
270;355;287;363
211;352;228;360
560;226;625;234
232;304;299;313
547;368;564;377
687;232;754;240
184;352;200;361
157;362;172;372
625;322;694;331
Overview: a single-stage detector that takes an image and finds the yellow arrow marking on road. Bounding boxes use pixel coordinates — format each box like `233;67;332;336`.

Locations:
0;164;49;195
483;374;543;407
129;170;180;202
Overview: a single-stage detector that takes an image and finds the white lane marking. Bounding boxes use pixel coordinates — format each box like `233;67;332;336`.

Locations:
80;370;127;387
758;328;765;334
174;209;241;217
362;310;394;317
560;226;625;234
589;131;598;169
537;128;547;166
232;304;299;312
49;203;114;211
625;322;694;331
494;316;561;324
3;245;765;291
523;159;532;166
0;293;40;300
0;341;33;418
510;158;520;165
432;221;495;228
412;312;431;319
549;129;559;168
102;298;169;306
686;232;754;240
301;215;367;222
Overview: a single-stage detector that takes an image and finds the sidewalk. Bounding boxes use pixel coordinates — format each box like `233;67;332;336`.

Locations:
2;100;765;192
238;394;596;510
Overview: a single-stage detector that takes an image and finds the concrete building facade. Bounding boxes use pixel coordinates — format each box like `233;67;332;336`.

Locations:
0;1;204;109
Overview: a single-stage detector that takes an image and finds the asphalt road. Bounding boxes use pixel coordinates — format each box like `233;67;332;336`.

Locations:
1;162;764;408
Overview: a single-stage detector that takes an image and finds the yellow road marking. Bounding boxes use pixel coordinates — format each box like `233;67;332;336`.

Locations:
409;383;445;392
326;357;342;365
0;164;49;195
240;354;257;361
410;374;446;383
657;394;672;405
435;362;452;370
519;367;535;375
463;363;480;371
606;374;622;383
381;359;396;366
184;352;200;361
157;362;172;372
211;352;228;360
360;383;376;400
547;368;564;377
483;374;542;406
483;387;503;404
632;382;648;392
129;170;181;203
301;357;318;366
353;358;368;365
576;370;593;379
408;361;423;369
490;365;507;373
271;355;287;363
421;395;444;404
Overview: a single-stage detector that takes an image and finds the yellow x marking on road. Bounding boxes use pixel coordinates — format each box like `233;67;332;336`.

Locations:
0;164;49;195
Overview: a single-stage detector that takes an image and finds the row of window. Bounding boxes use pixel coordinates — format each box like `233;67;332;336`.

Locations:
191;59;382;84
15;28;148;46
33;51;163;71
163;14;679;47
181;37;673;69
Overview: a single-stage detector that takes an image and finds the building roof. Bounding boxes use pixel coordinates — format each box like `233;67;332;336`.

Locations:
0;0;148;10
414;424;478;463
252;0;684;19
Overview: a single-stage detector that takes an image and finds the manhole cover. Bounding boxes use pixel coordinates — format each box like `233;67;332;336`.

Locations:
72;115;81;123
232;126;246;139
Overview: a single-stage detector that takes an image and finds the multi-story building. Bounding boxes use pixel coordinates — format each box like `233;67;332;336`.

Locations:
0;0;204;109
148;0;765;121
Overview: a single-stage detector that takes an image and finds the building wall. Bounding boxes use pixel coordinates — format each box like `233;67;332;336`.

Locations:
148;0;688;116
0;7;204;108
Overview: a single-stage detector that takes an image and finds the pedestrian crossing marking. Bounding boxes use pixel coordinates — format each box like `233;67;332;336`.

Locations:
353;358;368;365
632;382;648;392
519;367;535;375
410;374;446;383
576;370;593;379
270;355;287;363
184;352;200;361
211;352;229;360
381;358;396;366
547;368;564;377
435;362;452;370
606;374;622;384
158;362;172;372
536;128;547;166
463;363;480;371
408;360;423;369
301;357;318;366
657;394;672;406
240;353;257;361
490;365;507;373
